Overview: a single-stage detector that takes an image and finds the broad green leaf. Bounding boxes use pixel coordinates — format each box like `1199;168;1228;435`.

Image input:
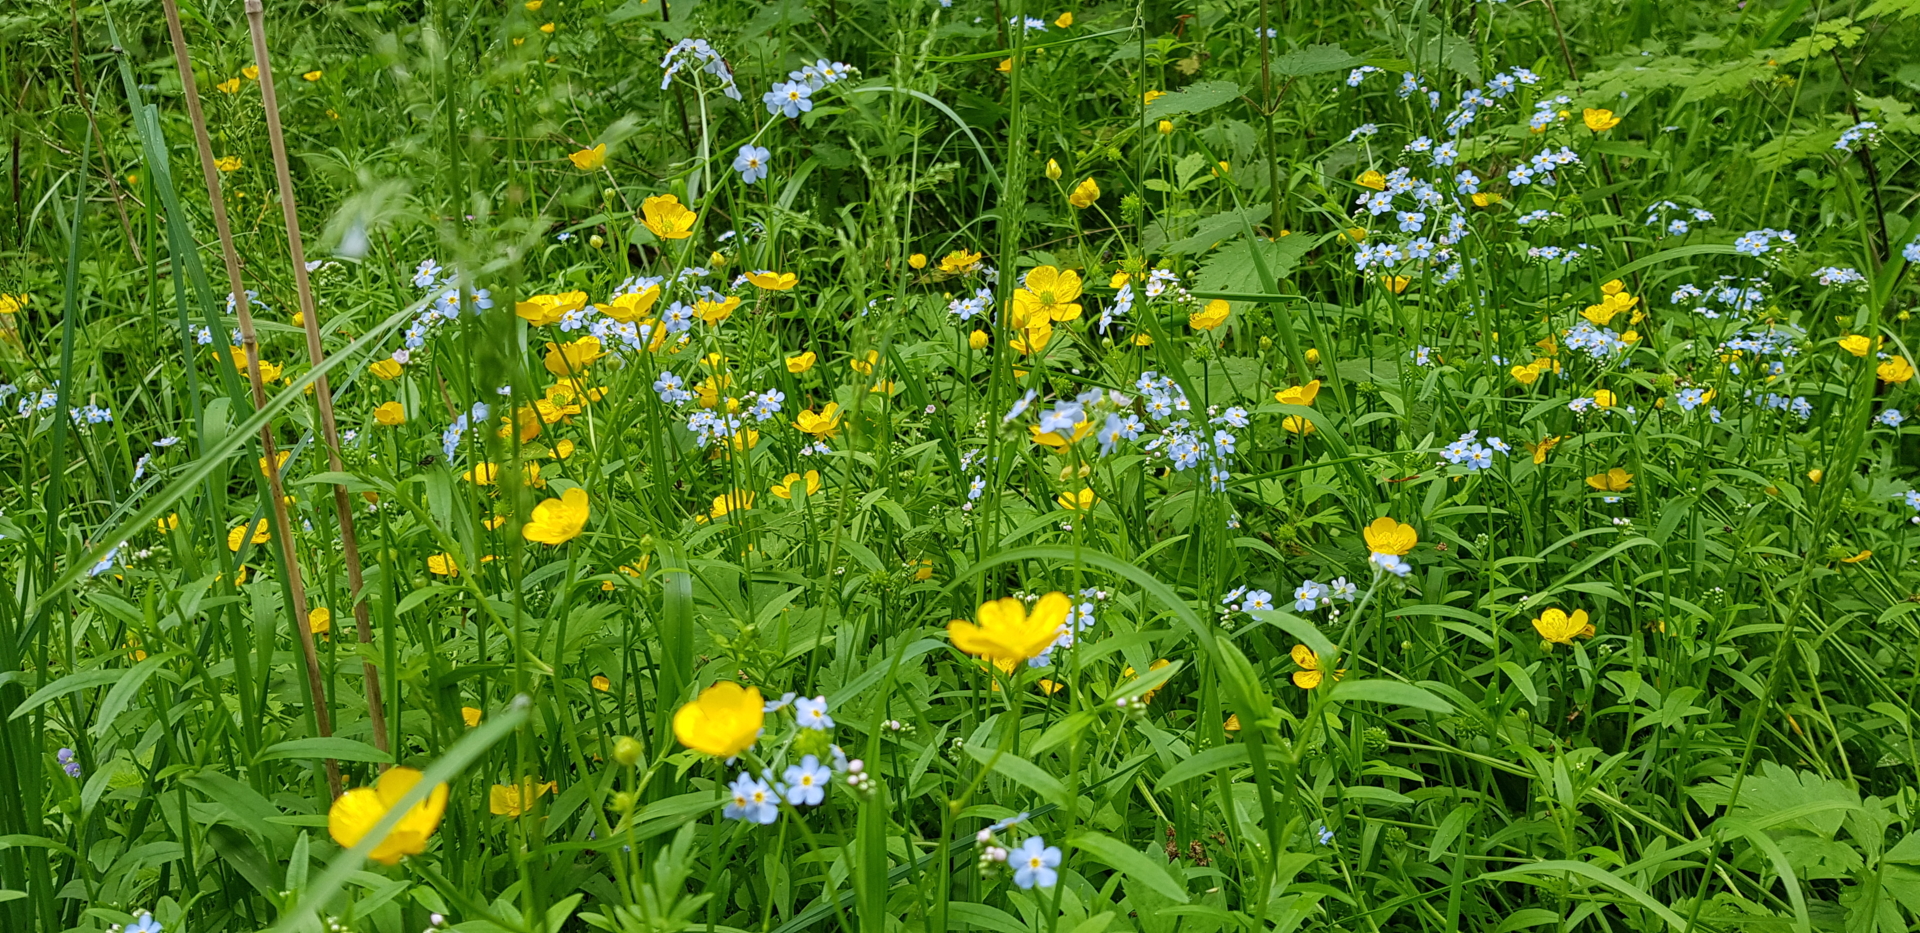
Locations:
1070;831;1190;902
962;744;1067;807
1328;679;1454;713
10;668;122;721
1270;44;1363;77
256;737;394;765
1144;81;1243;121
1154;744;1249;791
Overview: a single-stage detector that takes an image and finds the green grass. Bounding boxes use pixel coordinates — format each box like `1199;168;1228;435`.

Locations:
2;0;1920;931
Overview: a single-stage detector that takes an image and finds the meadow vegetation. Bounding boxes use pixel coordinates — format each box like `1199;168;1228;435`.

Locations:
3;0;1920;931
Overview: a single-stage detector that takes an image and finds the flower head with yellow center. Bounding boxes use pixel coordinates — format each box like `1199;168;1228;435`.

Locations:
673;682;765;758
1531;608;1595;645
1011;266;1082;325
948;593;1070;666
327;767;449;865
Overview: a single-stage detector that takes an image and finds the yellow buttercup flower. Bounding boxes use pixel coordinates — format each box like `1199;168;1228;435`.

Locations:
641;194;697;240
771;470;822;499
1054;11;1073;27
243;66;259;80
938;249;983;274
948;593;1070;666
217;77;242;94
1274;380;1320;406
1045;158;1062;181
745;270;798;291
1056;488;1097;511
1837;334;1871;357
1290;644;1343;689
909;253;928;269
1525;435;1563;464
695;295;740;325
1581;292;1638;326
673;682;764;758
1511;363;1543;385
1011;266;1082;324
517;291;589;326
523;487;589;544
709;489;754;519
462;707;482;727
1583;108;1620;131
543;336;605;376
155;513;180;533
227;519;271;552
1030;419;1092;450
307;607;331;636
795;403;843;438
1842;549;1872;564
1362;516;1417;556
464;463;499;485
374;401;406;426
303;70;323;81
215;156;242;172
327;767;449;866
1586;468;1633;492
1281;415;1315;435
1356;170;1386;191
428;553;459;576
489;780;556;817
1142;90;1166;105
969;330;989;350
258;448;291;476
1592;389;1618;408
370;357;403;379
592;674;612;691
1158;119;1173;134
568;143;607;171
1531;608;1595;645
1067;177;1100;209
1189;299;1230;331
786;351;816;373
1878;356;1914;383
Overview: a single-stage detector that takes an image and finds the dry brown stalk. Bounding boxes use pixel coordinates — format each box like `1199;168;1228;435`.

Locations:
242;0;393;764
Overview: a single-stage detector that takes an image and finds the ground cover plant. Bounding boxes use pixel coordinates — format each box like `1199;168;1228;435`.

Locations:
4;0;1920;930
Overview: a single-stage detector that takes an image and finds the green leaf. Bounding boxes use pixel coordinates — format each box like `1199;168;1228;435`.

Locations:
1144;81;1243;121
9;668;122;721
1270;44;1363;77
1158;207;1271;256
962;744;1067;807
1154;743;1249;791
90;651;179;737
827;638;944;708
947;902;1029;933
1496;661;1540;706
1483;860;1689;930
1193;234;1319;295
1110;659;1182;703
256;736;394;765
1070;831;1190;902
1328;679;1454;713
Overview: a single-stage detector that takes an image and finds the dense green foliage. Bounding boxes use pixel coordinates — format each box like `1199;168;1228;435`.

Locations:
3;0;1920;931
